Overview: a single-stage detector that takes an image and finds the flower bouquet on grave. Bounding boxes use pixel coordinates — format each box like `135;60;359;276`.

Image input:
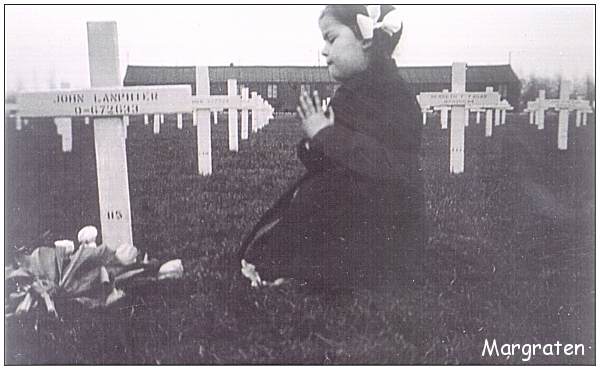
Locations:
5;226;184;318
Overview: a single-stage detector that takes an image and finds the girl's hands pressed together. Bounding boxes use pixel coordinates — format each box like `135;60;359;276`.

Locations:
297;90;334;139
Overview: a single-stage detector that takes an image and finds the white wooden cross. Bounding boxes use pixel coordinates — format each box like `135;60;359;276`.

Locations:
420;87;501;135
191;66;213;175
419;89;450;129
190;71;274;167
437;103;450;130
524;101;536;125
251;92;260;133
15;22;193;248
574;96;593;127
527;90;552;130
485;104;494;137
420;108;433;125
252;94;274;132
549;81;592;150
241;87;250;140
494;107;501;127
6;102;21;131
554;81;573;150
417;63;500;174
466;87;502;137
96;74;274;177
471;108;485;125
9;24;276;184
498;99;513;125
526;81;592;149
227;79;240;151
534;90;548;130
416;95;435;126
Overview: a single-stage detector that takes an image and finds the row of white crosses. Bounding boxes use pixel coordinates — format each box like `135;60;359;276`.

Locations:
421;90;512;132
192;76;274;154
524;80;593;150
417;63;502;174
10;21;274;248
189;69;274;174
13;67;274;170
418;73;512;134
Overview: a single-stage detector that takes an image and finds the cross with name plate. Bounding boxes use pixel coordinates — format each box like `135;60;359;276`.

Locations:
15;22;193;248
417;62;501;174
122;69;274;176
525;81;592;150
191;76;273;156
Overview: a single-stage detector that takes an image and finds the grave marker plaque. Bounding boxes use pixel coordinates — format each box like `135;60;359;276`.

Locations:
227;79;239;152
449;63;467;174
16;22;192;247
241;87;249;140
417;64;500;173
194;66;213;176
557;80;572;150
526;82;592;149
88;21;133;248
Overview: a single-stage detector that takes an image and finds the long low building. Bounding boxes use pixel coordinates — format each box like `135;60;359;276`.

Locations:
124;64;521;112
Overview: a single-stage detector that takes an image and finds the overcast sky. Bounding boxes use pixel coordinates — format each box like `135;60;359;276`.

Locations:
4;4;595;92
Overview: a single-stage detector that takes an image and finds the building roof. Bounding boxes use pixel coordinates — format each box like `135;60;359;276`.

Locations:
208;66;336;83
124;65;197;86
398;64;521;85
123;64;520;86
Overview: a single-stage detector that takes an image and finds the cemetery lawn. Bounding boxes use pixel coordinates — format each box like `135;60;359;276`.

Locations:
4;113;595;364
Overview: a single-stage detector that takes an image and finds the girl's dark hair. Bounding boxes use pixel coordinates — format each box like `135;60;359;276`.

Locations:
320;5;403;61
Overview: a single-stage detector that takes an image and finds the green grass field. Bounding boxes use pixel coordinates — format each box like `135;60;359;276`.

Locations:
4;112;595;364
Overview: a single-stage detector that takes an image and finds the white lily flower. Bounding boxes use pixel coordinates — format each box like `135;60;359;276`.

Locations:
265;278;287;287
54;239;74;255
158;259;184;280
77;225;98;248
115;243;138;266
105;288;125;306
241;259;263;287
15;292;34;315
41;292;58;318
99;266;110;284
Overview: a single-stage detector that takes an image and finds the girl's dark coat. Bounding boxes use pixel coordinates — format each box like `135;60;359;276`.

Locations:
239;59;424;289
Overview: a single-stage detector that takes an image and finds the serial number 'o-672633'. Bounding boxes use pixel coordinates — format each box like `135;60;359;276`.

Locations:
17;85;193;118
74;104;141;116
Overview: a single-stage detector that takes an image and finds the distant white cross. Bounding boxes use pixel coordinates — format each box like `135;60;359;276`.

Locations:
526;81;592;150
192;76;274;158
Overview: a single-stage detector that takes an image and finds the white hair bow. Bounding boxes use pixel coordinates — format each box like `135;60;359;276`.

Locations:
356;5;403;40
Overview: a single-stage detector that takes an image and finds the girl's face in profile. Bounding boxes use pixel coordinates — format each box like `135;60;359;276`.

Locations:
319;15;370;82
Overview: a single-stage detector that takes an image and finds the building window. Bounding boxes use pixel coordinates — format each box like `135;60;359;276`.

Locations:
210;82;227;95
267;84;278;99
